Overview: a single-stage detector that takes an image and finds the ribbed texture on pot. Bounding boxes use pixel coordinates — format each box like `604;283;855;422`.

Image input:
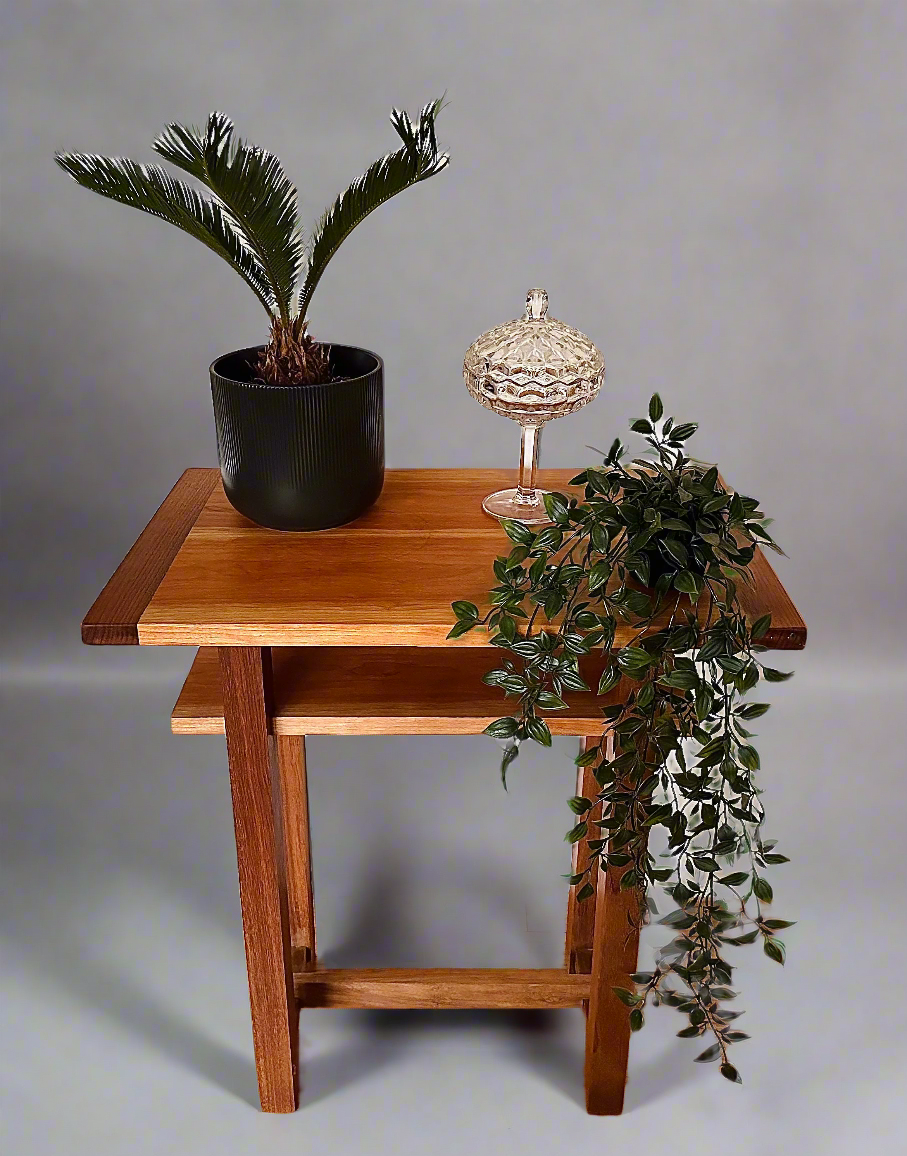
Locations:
210;344;384;531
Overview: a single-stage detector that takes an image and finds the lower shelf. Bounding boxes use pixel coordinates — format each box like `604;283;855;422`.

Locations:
172;646;614;736
293;968;591;1009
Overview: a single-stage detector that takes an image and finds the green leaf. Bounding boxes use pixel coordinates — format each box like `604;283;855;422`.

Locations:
669;422;699;443
151;111;304;322
576;882;595;902
55;147;279;317
618;647;653;670
588;560;613;593
660;909;696;929
537;691;569;711
636;681;655;709
533;526;563;552
526;716;553;746
543;492;570;524
694;1043;721;1063
630;419;653;434
752;876;773;903
543;591;564;620
660;537;689;567
750;613;772;640
763;937;785;965
560;667;592;692
697;635;726;661
659;669;699;690
483;717;518;740
695;684;715;721
649;393;664;422
629;1007;645;1031
762;853;790;865
738;744;761;771
567;795;593;815
299;97;449;319
566;821;588;845
719;872;749;888
499;740;520;789
723;929;759;946
510;638;542;658
720;1062;742;1084
598;667;622;695
591;523;610;552
674;570;703;597
588;470;612;496
451;600;479;622
762;918;796;930
612;987;642;1007
528;556;546;583
762;666;794;682
446;620;475;639
735;702;770;720
500;519;534;545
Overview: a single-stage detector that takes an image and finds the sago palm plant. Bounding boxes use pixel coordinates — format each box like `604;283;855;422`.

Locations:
55;99;449;386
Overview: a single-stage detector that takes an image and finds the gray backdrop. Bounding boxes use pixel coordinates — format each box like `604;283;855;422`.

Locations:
2;3;906;1154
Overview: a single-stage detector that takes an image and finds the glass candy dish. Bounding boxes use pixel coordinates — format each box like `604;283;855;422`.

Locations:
463;289;605;522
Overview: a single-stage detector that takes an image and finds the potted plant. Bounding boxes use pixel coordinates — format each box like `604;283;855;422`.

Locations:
451;397;799;1085
56;99;449;530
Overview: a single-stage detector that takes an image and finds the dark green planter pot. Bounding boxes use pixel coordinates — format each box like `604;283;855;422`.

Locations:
210;344;384;531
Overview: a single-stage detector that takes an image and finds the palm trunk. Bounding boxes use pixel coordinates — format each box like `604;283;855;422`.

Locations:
255;318;332;386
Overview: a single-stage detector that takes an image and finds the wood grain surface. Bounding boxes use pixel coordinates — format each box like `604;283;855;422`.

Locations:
219;647;299;1113
172;646;623;736
584;832;649;1114
82;468;217;644
293;968;591;1009
137;469;806;648
276;735;316;966
565;736;609;978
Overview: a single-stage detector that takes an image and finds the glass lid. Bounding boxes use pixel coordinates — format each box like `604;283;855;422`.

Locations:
463;289;605;422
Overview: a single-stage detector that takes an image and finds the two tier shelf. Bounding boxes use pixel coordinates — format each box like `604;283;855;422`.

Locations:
83;467;806;1114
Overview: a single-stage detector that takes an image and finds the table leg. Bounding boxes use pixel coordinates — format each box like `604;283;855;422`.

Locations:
565;736;605;984
219;646;299;1113
584;817;648;1115
276;735;316;968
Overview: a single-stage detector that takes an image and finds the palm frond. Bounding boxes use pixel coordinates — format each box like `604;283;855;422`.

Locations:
297;97;449;324
153;112;303;324
54;151;277;315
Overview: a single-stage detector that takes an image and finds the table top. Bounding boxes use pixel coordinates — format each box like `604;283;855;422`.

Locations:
83;468;806;649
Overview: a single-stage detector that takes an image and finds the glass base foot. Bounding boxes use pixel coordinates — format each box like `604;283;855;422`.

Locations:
482;487;551;525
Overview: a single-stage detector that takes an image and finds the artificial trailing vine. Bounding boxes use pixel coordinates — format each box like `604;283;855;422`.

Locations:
449;396;795;1083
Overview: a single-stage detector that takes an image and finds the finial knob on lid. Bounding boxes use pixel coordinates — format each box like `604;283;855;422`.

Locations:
525;288;549;320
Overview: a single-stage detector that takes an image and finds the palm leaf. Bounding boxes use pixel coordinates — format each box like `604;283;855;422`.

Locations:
54;152;277;315
153;112;303;324
297;96;449;324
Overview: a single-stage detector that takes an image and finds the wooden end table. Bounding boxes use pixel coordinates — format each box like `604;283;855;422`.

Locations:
83;468;806;1114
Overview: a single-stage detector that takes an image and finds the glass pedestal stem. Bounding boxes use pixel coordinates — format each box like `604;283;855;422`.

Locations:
517;424;542;503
